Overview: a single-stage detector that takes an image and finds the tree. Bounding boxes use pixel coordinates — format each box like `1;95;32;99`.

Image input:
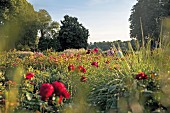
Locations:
37;9;60;51
37;9;52;38
0;0;11;24
0;0;60;51
0;0;40;50
38;20;60;51
58;15;89;51
129;0;169;45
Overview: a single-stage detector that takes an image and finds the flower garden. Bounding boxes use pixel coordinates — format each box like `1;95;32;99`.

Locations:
0;46;170;113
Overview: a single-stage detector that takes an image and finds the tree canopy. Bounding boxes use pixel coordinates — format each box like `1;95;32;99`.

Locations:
0;0;39;50
0;0;61;51
58;15;89;51
129;0;170;45
37;9;60;51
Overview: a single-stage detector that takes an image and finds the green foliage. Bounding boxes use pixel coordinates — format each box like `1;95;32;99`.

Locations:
58;15;89;51
38;21;60;51
0;0;39;51
36;9;60;51
88;40;138;54
0;0;61;51
129;0;170;44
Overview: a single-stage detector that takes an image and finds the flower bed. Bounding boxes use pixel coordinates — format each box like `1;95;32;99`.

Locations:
0;48;169;113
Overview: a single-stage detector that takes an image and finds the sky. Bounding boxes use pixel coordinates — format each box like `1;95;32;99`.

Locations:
27;0;137;43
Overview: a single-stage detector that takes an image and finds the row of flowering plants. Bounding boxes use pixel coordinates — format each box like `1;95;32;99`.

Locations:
0;47;169;113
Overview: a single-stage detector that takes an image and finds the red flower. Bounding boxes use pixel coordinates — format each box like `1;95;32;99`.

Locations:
91;62;98;67
135;72;148;80
80;76;87;82
52;81;70;104
61;53;66;57
86;49;91;54
77;66;86;73
93;48;99;53
40;83;54;101
30;82;35;85
82;68;87;73
68;64;75;71
26;72;34;80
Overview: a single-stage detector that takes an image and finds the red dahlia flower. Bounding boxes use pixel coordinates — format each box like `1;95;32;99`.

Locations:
91;62;98;67
77;66;86;73
86;49;91;54
52;81;70;104
80;76;87;82
135;72;148;80
68;64;75;71
93;48;99;53
26;72;34;80
40;83;54;101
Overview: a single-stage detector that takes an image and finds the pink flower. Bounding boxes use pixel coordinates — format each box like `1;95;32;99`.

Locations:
52;81;70;104
93;48;99;53
91;62;98;67
61;53;66;57
69;53;74;58
135;72;148;80
49;55;53;60
26;72;34;80
13;63;17;67
40;83;54;101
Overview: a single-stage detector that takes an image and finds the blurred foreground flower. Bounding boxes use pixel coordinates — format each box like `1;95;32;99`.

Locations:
52;81;70;104
40;83;54;101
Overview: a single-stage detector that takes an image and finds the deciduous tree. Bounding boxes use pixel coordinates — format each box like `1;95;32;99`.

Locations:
58;15;89;51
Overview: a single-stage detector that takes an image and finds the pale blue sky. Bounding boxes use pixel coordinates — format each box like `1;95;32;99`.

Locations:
27;0;137;42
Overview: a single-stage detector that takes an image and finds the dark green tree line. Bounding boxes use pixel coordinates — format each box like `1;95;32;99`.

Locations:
58;15;89;51
88;39;138;53
0;1;89;51
129;0;170;45
0;0;61;51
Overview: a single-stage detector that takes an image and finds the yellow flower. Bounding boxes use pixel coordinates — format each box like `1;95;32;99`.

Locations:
42;72;49;76
34;70;40;74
